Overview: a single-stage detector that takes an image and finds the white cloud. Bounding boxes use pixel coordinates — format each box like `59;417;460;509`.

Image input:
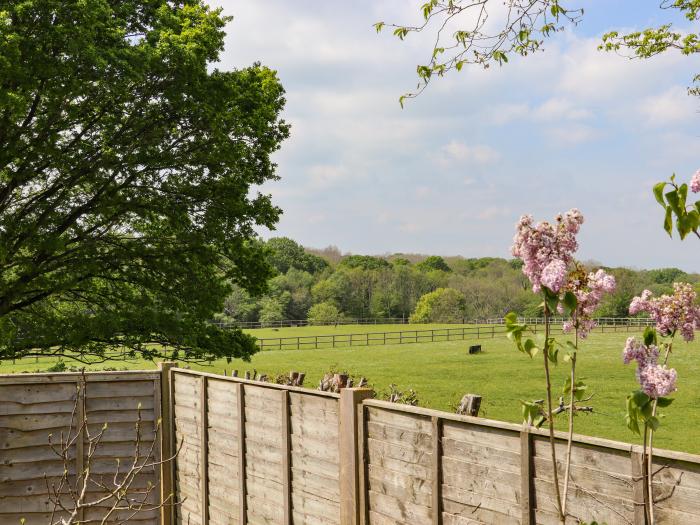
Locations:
638;86;698;126
546;124;600;145
477;206;511;220
534;98;592;121
438;141;500;166
307;164;350;188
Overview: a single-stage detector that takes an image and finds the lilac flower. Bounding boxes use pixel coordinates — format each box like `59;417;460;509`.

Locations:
511;209;584;293
562;268;617;338
623;337;677;398
691;169;700;193
638;364;677;398
541;259;568;292
629;283;700;342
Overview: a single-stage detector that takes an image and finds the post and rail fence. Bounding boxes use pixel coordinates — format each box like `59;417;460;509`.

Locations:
2;364;700;524
254;318;653;352
212;316;654;331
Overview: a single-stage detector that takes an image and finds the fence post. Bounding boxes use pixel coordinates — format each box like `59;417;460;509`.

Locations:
158;362;176;525
76;376;86;524
231;383;248;524
631;448;646;525
339;388;374;525
281;390;292;525
199;376;209;525
431;416;443;525
520;426;534;525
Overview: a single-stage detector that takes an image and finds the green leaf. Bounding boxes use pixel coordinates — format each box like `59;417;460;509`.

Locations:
561;291;577;316
542;286;560;314
664;206;673;237
523;338;539;358
653;182;667;206
626;413;641;435
666;189;682;216
631;390;651;409
373;22;385;33
643;327;657;346
656;397;674;408
679;183;688;208
647;416;660;431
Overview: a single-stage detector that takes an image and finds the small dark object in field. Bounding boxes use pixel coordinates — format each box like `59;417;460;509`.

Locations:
469;345;482;354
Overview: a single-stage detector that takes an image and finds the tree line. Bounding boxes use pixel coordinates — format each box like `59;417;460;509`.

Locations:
219;237;700;326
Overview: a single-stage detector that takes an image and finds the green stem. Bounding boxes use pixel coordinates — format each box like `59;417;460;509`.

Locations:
642;422;651;524
561;327;578;516
543;306;565;522
647;341;673;524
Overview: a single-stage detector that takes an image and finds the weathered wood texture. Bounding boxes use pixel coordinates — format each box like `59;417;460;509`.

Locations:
361;399;700;525
0;371;161;525
171;369;343;525
6;368;700;525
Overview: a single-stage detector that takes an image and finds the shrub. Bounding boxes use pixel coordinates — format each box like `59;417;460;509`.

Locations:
307;301;343;325
409;288;465;323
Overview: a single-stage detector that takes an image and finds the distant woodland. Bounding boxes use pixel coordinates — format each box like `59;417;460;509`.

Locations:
219;237;700;325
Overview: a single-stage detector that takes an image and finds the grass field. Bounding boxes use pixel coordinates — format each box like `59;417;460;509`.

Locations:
2;324;699;453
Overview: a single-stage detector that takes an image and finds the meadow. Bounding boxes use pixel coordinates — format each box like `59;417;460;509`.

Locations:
2;323;699;453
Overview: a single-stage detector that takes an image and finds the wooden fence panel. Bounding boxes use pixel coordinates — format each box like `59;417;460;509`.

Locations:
206;378;241;525
0;371;160;525
441;420;522;525
170;369;344;525
173;372;204;525
531;436;635;525
289;391;341;525
365;405;434;524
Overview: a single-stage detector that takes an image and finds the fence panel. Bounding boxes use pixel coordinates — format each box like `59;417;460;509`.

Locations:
359;399;700;525
170;369;343;525
0;371;161;525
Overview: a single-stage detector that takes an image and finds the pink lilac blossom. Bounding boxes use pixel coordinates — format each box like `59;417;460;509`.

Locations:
561;268;617;338
511;209;584;293
629;283;700;342
691;169;700;193
623;337;677;398
540;259;568;292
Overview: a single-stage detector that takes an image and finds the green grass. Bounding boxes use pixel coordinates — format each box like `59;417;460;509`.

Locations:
2;327;699;454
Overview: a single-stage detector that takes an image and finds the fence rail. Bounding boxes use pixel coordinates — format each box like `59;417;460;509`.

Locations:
256;319;650;351
214;316;654;330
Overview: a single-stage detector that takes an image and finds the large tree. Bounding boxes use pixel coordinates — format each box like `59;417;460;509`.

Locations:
0;1;289;363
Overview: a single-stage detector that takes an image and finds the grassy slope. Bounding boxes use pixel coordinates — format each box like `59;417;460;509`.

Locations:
2;326;699;453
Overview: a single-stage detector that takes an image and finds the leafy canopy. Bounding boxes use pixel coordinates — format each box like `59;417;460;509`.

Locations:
0;0;289;363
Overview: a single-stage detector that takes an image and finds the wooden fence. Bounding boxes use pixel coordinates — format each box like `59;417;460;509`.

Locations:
165;367;700;525
256;322;647;352
3;366;700;524
0;370;162;525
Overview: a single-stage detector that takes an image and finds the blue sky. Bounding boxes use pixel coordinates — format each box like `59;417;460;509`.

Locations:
212;1;700;271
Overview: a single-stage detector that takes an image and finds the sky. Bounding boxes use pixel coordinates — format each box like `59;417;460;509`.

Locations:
211;0;700;271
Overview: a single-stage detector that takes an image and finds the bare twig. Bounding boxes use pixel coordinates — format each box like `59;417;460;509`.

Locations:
44;371;181;525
